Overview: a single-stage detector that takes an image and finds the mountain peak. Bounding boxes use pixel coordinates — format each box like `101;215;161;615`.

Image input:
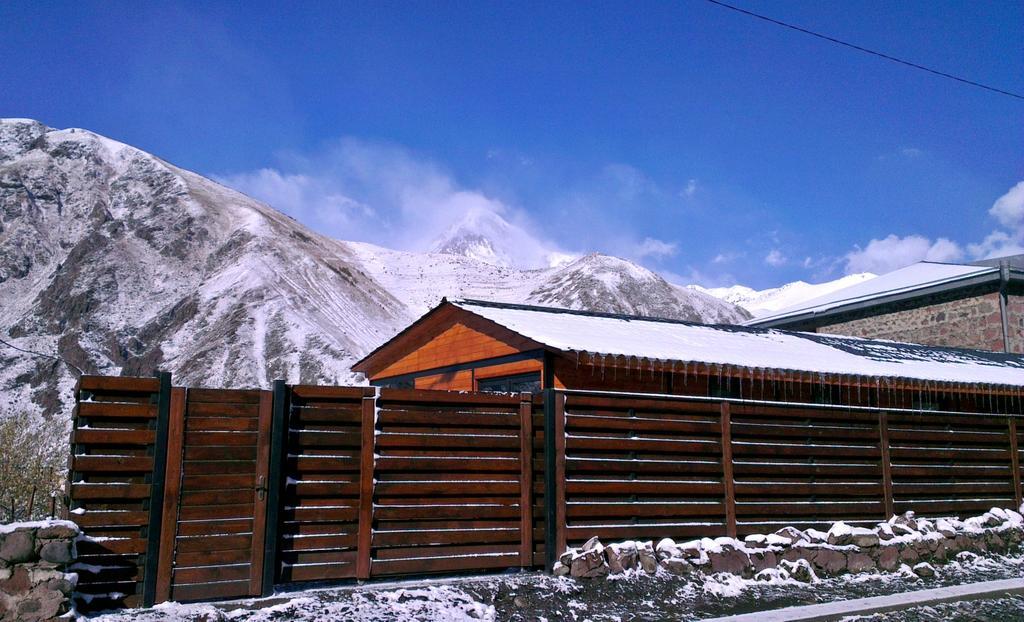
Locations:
428;206;567;268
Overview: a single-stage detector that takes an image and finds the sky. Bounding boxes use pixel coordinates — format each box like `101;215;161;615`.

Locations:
1;1;1022;289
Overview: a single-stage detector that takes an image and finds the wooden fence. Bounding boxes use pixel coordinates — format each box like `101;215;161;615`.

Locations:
67;376;1024;610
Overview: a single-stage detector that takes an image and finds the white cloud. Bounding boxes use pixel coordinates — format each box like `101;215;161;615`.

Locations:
968;181;1024;259
990;181;1024;229
764;249;786;267
843;234;963;275
682;178;698;197
634;237;678;260
216;138;563;267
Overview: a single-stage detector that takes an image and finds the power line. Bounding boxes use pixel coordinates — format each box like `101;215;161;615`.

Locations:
0;335;84;377
704;0;1024;101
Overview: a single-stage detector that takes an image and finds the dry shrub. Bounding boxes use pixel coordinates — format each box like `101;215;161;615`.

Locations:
0;413;68;521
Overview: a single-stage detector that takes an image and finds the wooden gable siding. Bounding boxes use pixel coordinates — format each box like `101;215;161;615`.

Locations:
411;359;543;392
375;316;540;380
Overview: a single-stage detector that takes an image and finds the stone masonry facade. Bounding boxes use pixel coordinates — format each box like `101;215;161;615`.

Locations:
0;521;79;622
817;292;1022;353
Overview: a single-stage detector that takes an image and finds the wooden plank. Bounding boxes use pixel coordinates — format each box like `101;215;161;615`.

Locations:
371;553;518;576
567;501;726;518
721;402;737;538
187;388;262;404
879;411;894;520
357;392;376;580
519;394;534;567
248;390;273;597
185;402;260;417
155;387;186;604
72;456;154;473
292;385;372;400
185;416;259;432
171;581;252;602
380;388;520;406
70;510;150;528
174;548;251;567
79;376;160;392
71;483;151;500
567;480;724;496
173;564;251;585
74;429;156;445
1010;418;1022;508
77;402;158;419
175;534;252;553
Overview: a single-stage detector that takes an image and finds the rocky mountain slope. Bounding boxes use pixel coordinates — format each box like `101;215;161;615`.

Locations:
0;119;748;421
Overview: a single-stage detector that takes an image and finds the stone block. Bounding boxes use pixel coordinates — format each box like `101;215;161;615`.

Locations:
708;547;751;577
636;541;658;574
0;532;34;565
569;548;608;579
35;524;78;540
37;541;72;566
659;557;692;575
606;542;637;574
846;552;875;573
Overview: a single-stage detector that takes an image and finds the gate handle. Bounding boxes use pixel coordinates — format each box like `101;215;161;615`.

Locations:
256;476;267;501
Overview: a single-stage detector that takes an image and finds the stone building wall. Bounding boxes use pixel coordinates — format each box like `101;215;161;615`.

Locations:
0;521;78;622
1007;293;1024;354
816;292;1016;353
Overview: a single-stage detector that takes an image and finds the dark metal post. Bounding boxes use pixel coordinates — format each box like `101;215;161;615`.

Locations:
142;371;172;607
543;388;557;570
261;380;289;597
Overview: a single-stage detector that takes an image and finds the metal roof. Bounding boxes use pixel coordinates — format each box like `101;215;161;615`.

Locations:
748;261;1022;328
450;299;1024;387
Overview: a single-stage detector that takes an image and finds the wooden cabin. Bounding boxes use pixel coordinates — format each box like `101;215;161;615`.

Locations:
353;299;1024;411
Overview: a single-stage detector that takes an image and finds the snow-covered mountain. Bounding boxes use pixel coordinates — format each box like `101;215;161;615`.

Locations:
0;119;748;420
350;243;748;323
428;206;571;268
691;273;877;317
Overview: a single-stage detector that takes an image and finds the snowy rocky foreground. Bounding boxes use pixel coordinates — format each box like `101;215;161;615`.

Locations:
554;507;1024;584
80;508;1024;622
81;550;1024;622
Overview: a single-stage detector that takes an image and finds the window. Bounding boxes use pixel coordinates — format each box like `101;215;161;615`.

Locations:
377;378;414;389
476;372;541;394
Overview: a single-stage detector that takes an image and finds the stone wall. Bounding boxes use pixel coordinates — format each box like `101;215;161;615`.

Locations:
816;292;1015;352
0;521;78;622
555;507;1024;583
1008;293;1024;354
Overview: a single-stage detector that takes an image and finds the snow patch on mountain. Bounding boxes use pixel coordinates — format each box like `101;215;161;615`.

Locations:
692;273;877;317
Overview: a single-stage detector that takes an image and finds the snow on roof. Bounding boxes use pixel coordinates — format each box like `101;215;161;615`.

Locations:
453;299;1024;387
749;262;999;325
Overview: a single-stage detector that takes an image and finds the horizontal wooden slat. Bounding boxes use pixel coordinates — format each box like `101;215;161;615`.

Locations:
79;376;159;392
74;429;155;445
71;483;150;500
77;402;157;419
72;456;154;472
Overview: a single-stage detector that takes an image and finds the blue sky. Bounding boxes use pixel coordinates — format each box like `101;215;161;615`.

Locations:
2;1;1022;288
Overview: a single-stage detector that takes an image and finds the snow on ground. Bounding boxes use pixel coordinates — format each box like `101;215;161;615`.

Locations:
84;551;1024;622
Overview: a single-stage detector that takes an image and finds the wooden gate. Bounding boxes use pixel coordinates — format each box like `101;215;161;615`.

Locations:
154;388;273;602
